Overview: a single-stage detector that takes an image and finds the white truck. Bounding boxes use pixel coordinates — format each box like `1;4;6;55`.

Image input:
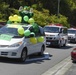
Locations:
44;24;68;47
68;28;76;43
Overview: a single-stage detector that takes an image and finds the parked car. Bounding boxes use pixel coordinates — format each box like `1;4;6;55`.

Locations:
68;28;76;43
71;48;76;62
0;24;46;62
44;24;68;47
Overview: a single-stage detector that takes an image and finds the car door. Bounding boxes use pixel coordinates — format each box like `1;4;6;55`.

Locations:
34;26;46;53
26;26;40;55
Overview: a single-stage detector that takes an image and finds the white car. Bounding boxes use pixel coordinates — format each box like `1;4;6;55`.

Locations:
44;24;68;47
0;24;46;62
68;28;76;43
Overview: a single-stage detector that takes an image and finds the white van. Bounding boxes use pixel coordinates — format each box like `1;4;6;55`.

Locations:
44;24;68;47
0;24;46;62
68;28;76;43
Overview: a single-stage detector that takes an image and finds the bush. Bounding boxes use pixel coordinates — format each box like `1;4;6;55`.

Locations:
33;9;51;27
50;14;70;28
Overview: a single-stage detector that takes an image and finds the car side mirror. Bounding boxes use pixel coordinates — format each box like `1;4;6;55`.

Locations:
59;29;63;33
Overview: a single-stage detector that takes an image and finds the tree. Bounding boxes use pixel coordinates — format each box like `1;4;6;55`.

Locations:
0;0;75;27
33;9;51;27
50;14;70;28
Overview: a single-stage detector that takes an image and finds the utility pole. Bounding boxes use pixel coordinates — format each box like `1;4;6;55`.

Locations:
57;0;60;18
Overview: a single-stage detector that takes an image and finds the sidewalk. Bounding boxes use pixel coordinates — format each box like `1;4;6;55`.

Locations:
65;62;76;75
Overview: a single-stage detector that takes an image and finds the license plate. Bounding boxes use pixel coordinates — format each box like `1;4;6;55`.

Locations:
46;42;51;45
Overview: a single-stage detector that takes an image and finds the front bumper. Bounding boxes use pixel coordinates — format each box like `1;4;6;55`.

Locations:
68;36;76;42
0;46;22;58
46;39;59;46
68;38;75;42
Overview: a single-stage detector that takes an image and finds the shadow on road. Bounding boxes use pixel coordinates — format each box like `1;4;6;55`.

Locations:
46;45;73;50
0;54;52;64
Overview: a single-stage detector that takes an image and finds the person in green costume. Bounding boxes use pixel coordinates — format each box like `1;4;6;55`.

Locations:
19;6;34;23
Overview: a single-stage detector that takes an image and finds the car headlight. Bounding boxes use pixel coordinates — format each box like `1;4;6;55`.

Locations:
8;42;22;47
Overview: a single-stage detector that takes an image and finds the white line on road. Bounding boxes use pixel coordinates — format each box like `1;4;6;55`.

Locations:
41;56;73;75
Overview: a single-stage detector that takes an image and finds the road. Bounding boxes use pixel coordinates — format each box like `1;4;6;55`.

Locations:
0;43;74;75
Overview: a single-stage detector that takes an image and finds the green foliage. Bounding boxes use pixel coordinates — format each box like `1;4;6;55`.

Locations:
66;0;76;25
33;9;51;27
0;0;75;27
31;4;38;9
50;14;70;28
67;0;76;10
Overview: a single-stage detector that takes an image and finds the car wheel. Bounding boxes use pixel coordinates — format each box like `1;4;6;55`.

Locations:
38;46;44;56
72;60;76;63
58;40;62;48
20;50;27;62
63;40;66;47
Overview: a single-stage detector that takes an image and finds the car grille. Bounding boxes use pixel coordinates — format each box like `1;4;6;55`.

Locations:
68;37;71;39
46;37;52;40
1;52;8;55
0;45;8;47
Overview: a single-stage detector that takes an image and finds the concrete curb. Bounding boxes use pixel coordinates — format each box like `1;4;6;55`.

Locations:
41;56;73;75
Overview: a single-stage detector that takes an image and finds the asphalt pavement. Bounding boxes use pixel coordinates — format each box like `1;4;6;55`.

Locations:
41;43;76;75
0;43;74;75
42;56;72;75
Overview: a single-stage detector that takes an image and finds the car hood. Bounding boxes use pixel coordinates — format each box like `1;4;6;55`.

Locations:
0;37;24;45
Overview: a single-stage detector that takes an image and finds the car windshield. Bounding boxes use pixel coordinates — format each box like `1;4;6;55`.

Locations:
0;26;28;36
68;30;76;34
44;27;59;33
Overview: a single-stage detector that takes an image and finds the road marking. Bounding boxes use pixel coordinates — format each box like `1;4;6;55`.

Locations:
41;56;73;75
26;52;50;62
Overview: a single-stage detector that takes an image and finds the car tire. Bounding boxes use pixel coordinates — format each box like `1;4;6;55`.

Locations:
38;46;44;56
63;40;67;47
72;60;76;63
58;40;62;48
20;49;27;62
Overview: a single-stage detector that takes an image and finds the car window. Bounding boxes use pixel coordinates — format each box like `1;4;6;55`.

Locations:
63;28;67;34
0;26;18;36
68;30;76;34
44;27;59;33
39;26;45;36
23;27;28;30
